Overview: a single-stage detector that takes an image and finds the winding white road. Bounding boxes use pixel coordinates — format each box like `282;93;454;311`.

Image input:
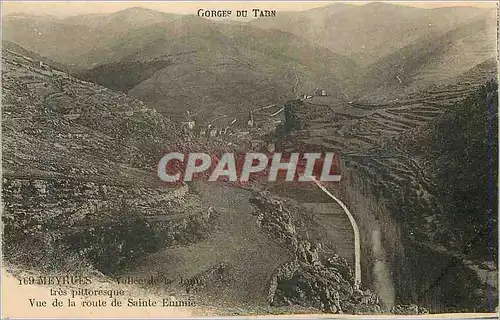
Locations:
311;177;361;289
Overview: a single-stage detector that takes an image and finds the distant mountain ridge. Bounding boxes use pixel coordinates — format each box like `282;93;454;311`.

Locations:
249;2;493;65
3;8;361;121
357;10;497;102
2;7;182;68
3;3;497;119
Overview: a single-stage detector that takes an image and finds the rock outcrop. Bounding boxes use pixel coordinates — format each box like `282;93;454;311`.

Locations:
250;191;380;314
1;47;217;274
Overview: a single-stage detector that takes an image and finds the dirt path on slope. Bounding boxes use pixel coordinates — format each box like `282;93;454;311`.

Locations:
121;182;293;308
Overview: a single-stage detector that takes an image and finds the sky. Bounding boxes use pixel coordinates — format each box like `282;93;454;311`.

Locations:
2;1;498;17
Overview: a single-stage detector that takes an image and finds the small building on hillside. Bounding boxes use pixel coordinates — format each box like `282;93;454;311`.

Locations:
182;110;196;130
298;94;313;101
314;88;328;96
247;112;254;128
209;129;218;137
250;139;263;149
182;120;196;130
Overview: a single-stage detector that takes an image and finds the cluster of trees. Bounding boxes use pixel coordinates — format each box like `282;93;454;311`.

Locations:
78;59;172;92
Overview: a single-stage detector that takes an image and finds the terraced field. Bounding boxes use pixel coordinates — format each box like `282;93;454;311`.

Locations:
348;82;498;311
284;58;497;156
285;61;496;238
273;53;498;311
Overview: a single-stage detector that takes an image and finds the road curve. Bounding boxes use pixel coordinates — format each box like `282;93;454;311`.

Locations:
311;177;361;289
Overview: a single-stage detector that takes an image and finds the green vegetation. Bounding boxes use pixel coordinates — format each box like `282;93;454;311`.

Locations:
432;81;498;260
65;204;162;274
372;82;498;312
78;59;172;92
283;100;303;133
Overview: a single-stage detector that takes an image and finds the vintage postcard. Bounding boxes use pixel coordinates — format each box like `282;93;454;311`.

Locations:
1;0;498;318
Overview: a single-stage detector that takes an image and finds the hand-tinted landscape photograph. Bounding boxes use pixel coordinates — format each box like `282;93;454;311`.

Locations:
1;1;498;317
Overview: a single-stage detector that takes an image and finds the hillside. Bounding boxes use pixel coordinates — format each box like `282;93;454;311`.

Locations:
2;40;69;71
4;4;496;122
1;45;378;315
359;10;497;102
75;16;358;121
1;48;189;182
249;2;490;65
346;82;498;312
269;62;498;311
272;56;497;156
1;7;181;68
2;3;498;314
4;9;360;122
0;46;236;275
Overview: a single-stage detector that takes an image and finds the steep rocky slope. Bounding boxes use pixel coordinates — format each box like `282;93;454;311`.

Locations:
250;191;380;314
1;47;216;274
270;78;498;312
2;47;380;314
